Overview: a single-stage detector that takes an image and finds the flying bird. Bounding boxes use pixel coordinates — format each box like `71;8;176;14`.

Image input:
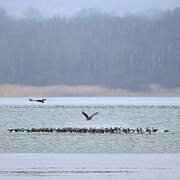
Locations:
29;98;47;103
82;111;99;120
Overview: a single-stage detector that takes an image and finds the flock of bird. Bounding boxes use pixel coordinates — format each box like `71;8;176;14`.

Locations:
8;127;170;134
7;98;171;134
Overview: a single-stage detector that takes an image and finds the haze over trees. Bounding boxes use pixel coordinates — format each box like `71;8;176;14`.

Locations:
0;7;180;91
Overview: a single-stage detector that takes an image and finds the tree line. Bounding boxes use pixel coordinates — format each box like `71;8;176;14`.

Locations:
0;7;180;90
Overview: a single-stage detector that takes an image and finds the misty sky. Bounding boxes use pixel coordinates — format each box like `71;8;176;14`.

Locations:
0;0;180;17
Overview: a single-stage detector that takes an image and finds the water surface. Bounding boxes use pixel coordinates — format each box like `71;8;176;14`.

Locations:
0;97;180;153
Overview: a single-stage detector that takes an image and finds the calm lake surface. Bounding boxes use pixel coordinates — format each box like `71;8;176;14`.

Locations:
0;97;180;153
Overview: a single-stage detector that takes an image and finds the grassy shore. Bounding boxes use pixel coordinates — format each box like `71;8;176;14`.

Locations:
1;84;180;97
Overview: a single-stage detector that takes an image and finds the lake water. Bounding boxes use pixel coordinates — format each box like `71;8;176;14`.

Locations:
0;97;180;153
0;153;180;180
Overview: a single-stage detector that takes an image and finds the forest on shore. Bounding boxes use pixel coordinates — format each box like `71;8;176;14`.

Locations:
0;7;180;93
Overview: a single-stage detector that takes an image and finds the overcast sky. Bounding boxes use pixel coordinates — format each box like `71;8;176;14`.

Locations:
0;0;180;17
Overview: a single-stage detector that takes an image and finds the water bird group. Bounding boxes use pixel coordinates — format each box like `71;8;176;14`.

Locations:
8;127;172;134
25;98;173;135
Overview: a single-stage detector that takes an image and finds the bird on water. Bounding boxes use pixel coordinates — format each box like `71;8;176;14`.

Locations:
82;111;99;120
29;98;47;103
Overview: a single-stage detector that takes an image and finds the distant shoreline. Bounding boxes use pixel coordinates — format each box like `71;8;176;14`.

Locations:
0;84;180;97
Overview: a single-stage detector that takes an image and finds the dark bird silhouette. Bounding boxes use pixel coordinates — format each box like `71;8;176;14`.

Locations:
29;98;47;103
82;111;99;120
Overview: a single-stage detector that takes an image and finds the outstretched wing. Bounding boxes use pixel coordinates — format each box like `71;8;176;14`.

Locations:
82;111;89;119
90;112;99;118
41;99;46;103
